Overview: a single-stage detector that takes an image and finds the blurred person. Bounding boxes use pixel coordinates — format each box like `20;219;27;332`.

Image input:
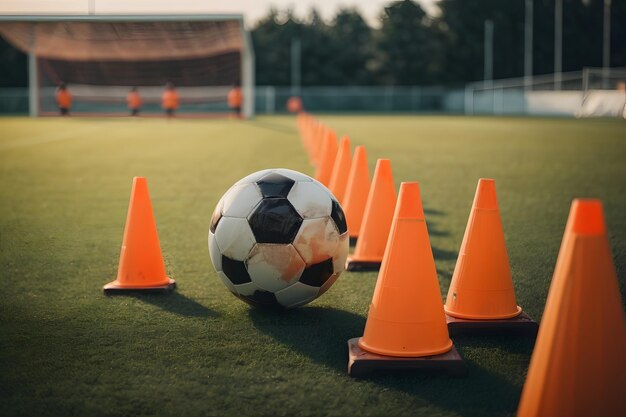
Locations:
162;81;180;118
227;85;243;118
127;87;142;116
55;82;72;116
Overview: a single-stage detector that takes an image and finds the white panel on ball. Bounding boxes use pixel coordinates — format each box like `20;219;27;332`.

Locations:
274;168;313;183
214;217;256;261
287;181;332;219
208;231;223;272
222;183;263;218
234;169;273;186
247;243;305;292
292;217;340;265
234;281;261;296
275;282;320;308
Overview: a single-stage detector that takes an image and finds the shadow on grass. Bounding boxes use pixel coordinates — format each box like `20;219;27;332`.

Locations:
131;292;219;318
432;246;458;261
424;207;445;216
250;304;530;417
249;306;365;373
366;355;523;417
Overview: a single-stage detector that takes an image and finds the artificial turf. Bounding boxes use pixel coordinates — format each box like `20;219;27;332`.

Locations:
0;115;624;417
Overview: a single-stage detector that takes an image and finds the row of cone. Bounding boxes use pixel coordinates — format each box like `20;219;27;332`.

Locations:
297;112;625;415
298;113;521;319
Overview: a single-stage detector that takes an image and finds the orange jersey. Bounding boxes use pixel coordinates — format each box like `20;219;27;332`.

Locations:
56;90;72;109
162;90;180;110
227;88;243;108
127;92;142;109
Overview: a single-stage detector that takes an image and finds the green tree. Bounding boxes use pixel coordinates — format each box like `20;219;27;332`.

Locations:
376;0;441;85
326;8;374;85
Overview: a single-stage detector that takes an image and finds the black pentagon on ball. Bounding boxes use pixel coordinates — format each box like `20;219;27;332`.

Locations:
300;258;334;287
209;198;224;233
241;290;283;310
248;198;303;244
256;172;295;198
330;199;348;234
221;256;251;285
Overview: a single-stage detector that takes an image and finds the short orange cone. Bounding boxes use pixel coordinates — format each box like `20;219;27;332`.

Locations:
314;129;338;186
342;146;370;245
517;199;626;417
345;159;396;271
328;135;351;202
348;182;465;377
104;177;176;293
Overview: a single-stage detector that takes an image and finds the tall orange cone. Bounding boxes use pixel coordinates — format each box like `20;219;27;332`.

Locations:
104;177;176;293
348;182;465;377
314;129;338;186
444;179;536;334
345;159;396;271
342;146;370;245
517;199;626;417
328;135;351;202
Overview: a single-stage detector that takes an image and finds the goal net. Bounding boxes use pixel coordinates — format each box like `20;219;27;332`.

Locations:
0;17;255;117
578;67;626;118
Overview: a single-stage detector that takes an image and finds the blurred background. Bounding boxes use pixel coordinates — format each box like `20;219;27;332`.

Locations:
0;0;625;116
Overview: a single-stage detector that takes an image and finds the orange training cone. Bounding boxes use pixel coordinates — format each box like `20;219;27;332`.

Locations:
347;182;465;377
445;178;522;319
314;129;338;186
345;159;396;271
342;146;370;244
517;199;626;417
328;135;351;202
104;177;176;293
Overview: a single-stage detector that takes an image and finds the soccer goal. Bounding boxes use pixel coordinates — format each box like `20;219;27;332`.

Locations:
578;67;626;118
0;15;255;118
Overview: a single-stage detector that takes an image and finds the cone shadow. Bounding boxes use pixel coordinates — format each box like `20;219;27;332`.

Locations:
366;354;523;416
131;292;219;318
248;306;366;373
431;246;458;261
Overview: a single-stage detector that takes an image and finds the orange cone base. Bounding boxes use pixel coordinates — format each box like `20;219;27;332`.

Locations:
445;305;523;320
103;278;176;294
347;338;467;378
345;258;381;272
445;311;538;337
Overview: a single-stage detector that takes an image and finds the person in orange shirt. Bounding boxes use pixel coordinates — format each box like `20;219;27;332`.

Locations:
227;85;243;118
127;87;142;117
161;81;180;118
55;82;72;116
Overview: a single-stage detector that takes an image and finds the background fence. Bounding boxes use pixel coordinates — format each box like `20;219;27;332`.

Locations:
1;68;624;117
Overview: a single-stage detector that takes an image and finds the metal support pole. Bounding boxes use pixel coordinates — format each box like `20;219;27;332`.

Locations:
242;28;255;119
484;20;494;85
602;0;612;89
28;53;38;117
524;0;534;92
554;0;562;90
291;38;301;96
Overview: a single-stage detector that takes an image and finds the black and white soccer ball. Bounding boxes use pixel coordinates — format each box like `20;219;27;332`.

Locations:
208;168;349;309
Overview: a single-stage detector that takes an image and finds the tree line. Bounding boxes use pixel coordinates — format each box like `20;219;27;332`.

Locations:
252;0;626;86
0;0;624;88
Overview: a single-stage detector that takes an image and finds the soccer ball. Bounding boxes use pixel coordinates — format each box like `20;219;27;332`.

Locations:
208;168;349;309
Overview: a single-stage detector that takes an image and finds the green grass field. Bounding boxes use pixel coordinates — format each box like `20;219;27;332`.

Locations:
1;115;625;417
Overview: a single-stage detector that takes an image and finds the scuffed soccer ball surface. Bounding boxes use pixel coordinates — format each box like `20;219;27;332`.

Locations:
208;168;349;309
